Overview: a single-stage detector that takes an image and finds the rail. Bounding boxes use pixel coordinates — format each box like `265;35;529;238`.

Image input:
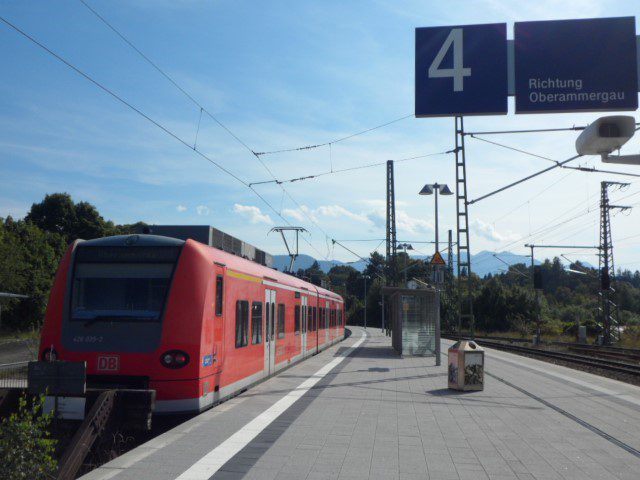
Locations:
0;361;28;388
444;335;640;376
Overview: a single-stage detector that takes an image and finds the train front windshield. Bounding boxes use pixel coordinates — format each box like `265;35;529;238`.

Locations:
63;244;182;353
71;263;172;322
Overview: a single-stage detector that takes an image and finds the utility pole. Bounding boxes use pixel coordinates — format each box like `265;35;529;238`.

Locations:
525;244;600;343
525;244;541;344
386;160;397;286
599;181;631;345
363;275;370;329
455;117;474;337
447;229;453;275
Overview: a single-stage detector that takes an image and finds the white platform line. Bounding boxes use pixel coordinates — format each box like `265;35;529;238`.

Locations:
175;332;366;480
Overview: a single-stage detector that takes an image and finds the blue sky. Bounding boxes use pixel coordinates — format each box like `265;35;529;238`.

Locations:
1;0;640;270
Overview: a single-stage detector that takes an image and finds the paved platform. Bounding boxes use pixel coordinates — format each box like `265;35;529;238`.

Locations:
82;328;640;480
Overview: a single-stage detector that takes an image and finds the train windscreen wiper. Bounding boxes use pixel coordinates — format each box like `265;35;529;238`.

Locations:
81;315;158;327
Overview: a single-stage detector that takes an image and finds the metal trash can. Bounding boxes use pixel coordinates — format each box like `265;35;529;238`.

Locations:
448;340;484;391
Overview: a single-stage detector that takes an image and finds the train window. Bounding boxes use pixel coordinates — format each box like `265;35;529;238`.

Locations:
251;302;263;344
215;276;224;316
338;310;342;326
307;306;313;332
294;305;300;335
235;300;249;348
277;304;285;339
313;307;317;331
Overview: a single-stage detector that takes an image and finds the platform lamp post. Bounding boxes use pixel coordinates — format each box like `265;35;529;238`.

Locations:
363;275;370;329
419;183;454;253
397;243;413;286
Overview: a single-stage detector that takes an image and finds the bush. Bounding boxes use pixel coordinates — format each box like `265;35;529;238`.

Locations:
0;394;57;480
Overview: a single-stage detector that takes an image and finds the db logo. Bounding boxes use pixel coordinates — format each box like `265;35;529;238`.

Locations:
97;356;120;372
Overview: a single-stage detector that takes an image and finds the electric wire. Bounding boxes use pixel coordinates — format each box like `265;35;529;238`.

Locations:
560;164;640;178
464;126;586;136
469;154;582;205
0;14;337;262
468;135;559;164
249;149;454;186
253;114;414;156
75;2;356;261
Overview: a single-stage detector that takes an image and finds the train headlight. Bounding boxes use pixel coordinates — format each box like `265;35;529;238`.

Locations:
160;350;190;369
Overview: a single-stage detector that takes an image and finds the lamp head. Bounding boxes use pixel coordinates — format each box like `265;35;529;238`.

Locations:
439;184;453;195
419;184;434;195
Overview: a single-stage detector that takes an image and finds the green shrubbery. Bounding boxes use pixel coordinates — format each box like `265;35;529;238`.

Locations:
0;395;57;480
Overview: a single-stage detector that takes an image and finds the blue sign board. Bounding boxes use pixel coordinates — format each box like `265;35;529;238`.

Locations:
415;23;508;117
202;354;213;367
514;17;638;113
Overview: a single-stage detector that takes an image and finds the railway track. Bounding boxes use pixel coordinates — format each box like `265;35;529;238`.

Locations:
444;336;640;377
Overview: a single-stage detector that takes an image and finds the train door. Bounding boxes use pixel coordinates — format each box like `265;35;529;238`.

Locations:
264;289;276;375
212;266;225;374
301;295;307;356
325;300;330;344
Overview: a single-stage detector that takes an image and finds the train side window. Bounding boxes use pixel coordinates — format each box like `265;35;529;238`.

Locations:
277;304;285;339
294;305;300;335
251;302;263;344
307;306;313;332
215;276;224;316
338;310;342;326
235;300;249;348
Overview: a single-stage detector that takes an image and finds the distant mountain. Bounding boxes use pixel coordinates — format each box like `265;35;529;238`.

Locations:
273;250;556;277
272;254;368;273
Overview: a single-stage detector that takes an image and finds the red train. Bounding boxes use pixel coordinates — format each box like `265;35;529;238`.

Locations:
39;234;345;414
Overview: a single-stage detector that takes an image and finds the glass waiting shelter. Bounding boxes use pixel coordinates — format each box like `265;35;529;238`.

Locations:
383;286;441;365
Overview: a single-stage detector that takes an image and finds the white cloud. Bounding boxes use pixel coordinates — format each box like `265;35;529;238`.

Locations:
366;207;433;235
315;205;369;223
284;204;370;225
176;204;187;212
196;205;210;216
233;204;273;224
472;219;518;243
282;205;318;223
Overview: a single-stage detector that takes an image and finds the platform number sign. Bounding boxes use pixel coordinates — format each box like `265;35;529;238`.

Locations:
427;29;471;92
415;23;508;117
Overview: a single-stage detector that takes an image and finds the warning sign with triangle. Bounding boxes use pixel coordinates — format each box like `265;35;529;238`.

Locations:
430;251;446;266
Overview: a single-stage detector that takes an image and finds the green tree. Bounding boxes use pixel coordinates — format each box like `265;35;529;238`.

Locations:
0;395;57;480
0;218;66;330
26;193;114;243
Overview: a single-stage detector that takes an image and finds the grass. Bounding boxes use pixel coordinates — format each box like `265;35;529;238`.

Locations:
0;329;40;344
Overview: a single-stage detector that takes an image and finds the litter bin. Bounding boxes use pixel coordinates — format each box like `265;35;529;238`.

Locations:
448;340;484;391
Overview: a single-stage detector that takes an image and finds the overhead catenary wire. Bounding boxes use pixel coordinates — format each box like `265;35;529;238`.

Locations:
468;154;582;205
249;149;454;186
464;126;586;136
0;14;340;262
559;164;640;178
468;135;559;164
75;2;364;262
253;114;414;156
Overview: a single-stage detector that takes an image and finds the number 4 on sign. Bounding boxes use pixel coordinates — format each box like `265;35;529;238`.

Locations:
428;28;471;92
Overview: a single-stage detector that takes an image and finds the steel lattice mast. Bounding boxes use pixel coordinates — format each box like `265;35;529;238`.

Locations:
599;181;631;345
386;160;397;286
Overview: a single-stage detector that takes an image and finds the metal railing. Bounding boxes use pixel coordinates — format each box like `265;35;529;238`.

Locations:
0;361;28;389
